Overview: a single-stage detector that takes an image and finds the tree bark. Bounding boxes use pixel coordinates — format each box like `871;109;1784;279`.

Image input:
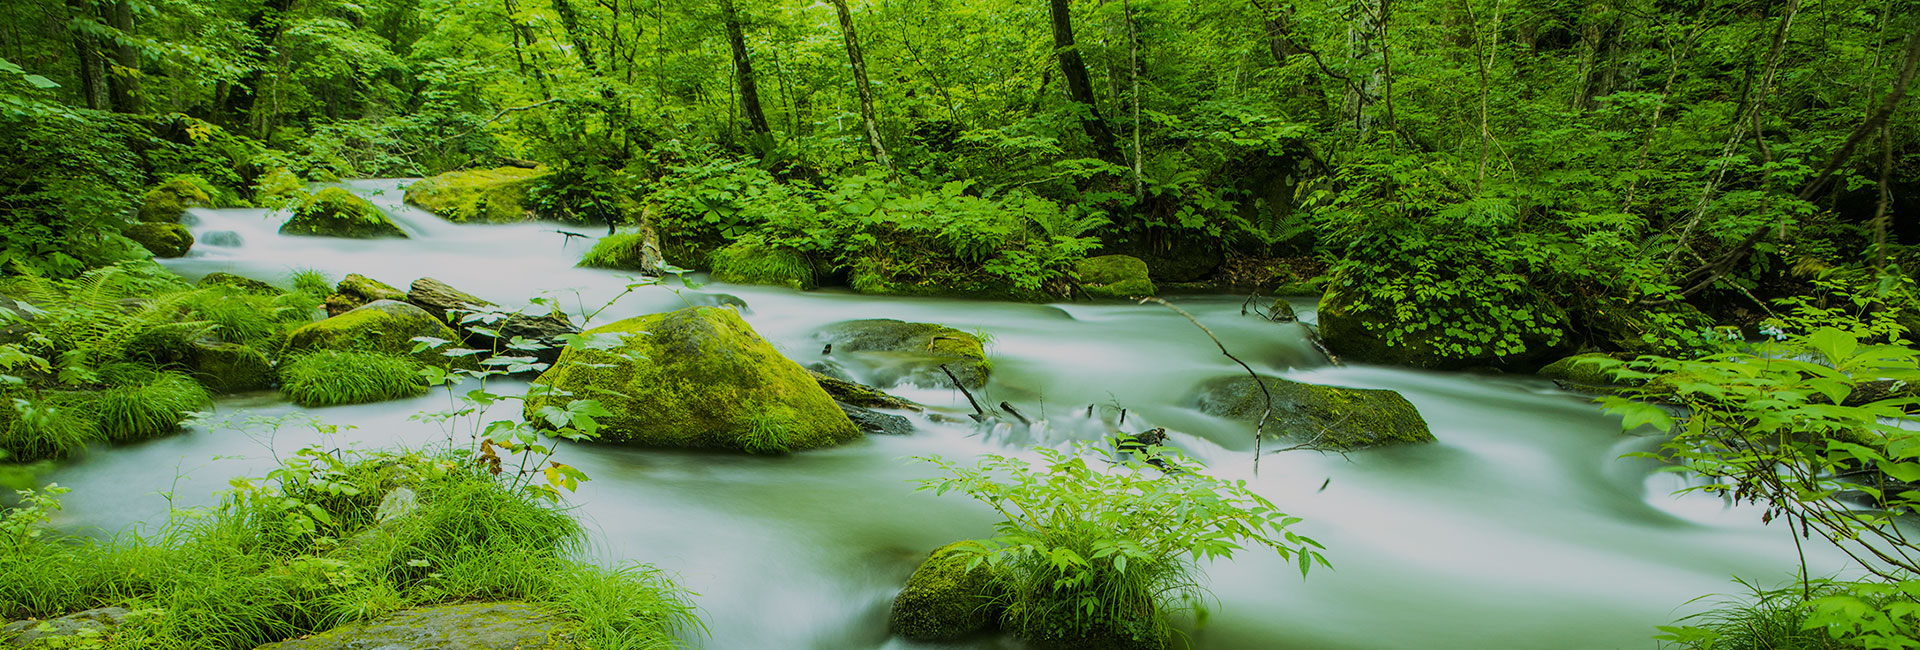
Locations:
104;0;139;113
1047;0;1124;164
222;0;298;134
1342;0;1385;140
829;0;892;172
720;0;771;136
66;0;109;110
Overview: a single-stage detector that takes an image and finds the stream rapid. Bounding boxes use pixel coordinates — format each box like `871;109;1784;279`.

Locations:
45;179;1863;649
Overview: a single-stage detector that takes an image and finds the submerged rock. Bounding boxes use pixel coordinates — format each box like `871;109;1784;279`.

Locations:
403;167;544;223
1075;254;1156;299
123;222;194;258
525;306;860;453
284;300;470;369
1192;375;1433;449
889;541;1002;641
710;241;815;290
816;319;991;389
811;370;919;410
281;188;405;238
841;403;914;435
253;602;571;650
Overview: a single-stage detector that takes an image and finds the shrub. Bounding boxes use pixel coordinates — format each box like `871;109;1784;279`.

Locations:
916;443;1326;649
280;351;429;406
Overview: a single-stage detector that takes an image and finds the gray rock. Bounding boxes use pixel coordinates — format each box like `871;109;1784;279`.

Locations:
816;319;990;389
1192;375;1434;449
3;607;131;647
841;403;913;436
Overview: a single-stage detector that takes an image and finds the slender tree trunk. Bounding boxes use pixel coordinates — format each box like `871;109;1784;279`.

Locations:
1124;0;1143;200
720;0;771;135
66;0;109;110
1872;125;1893;272
1048;0;1124;164
829;0;892;172
223;0;297;134
104;0;139;113
1342;0;1385;141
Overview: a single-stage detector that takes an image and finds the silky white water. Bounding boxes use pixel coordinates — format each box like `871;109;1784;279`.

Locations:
44;180;1862;649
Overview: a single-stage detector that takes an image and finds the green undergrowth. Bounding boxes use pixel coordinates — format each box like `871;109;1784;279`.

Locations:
90;369;212;443
280;351;429;407
1657;578;1920;650
709;240;814;290
578;232;656;271
0;448;702;649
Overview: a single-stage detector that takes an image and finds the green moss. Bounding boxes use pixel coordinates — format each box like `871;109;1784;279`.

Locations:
254;167;309;210
283;300;474;370
710;242;815;290
280;350;429;407
810;371;919;410
403;168;544;223
847;256;1049;302
1192;375;1434;449
337;273;407;303
1075;255;1156;299
524;306;860;452
577;232;658;271
818;318;991;388
137;176;215;223
889;541;1003;641
1272;275;1328;296
281;188;406;239
186;341;277;392
196;272;281;295
90;371;211;443
122;222;194;258
1539;353;1639;387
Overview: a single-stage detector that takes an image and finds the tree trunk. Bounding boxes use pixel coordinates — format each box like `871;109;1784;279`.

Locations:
1124;0;1143;200
829;0;892;172
223;0;298;134
105;0;139;113
1047;0;1124;164
1342;0;1385;140
720;0;772;135
66;0;109;110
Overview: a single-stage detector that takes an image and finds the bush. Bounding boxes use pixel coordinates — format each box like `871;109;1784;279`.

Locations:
916;443;1327;649
280;351;428;406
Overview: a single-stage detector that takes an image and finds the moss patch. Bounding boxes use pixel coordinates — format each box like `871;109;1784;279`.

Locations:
283;300;473;370
403;167;544;224
889;541;1003;641
710;242;815;290
810;371;919;410
817;319;991;389
196;272;281;295
254;167;309;210
137;176;214;223
281;188;406;238
1192;375;1434;449
847;255;1049;302
524;306;860;453
577;232;659;272
1076;255;1156;299
1539;353;1640;388
185;341;277;392
123;222;194;258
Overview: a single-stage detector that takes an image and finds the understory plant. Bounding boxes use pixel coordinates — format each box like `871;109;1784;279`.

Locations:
916;442;1326;649
279;350;428;407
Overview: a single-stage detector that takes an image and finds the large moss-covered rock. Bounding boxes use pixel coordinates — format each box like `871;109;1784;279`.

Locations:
123;222;194;258
253;602;572;650
138;176;214;223
403;167;544;223
3;607;136;647
524;306;860;453
326;273;408;316
1317;270;1569;370
185;340;276;392
710;242;815;290
889;541;1002;641
254;167;308;210
1192;375;1433;449
816;319;991;389
846;255;1048;302
283;300;471;369
197;272;281;295
281;188;405;238
1076;255;1155;299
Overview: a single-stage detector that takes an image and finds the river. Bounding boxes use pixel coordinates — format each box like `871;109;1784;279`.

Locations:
44;179;1859;649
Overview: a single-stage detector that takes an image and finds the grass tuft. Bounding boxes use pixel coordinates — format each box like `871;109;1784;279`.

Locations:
280;351;429;407
91;371;212;443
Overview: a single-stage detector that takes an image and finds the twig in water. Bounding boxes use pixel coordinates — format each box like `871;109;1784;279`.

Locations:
939;364;988;422
1141;297;1275;474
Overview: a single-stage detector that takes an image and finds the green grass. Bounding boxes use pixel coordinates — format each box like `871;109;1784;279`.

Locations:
578;232;656;271
0;449;702;649
0;392;98;461
288;269;334;298
280;351;429;407
709;242;815;290
91;371;213;443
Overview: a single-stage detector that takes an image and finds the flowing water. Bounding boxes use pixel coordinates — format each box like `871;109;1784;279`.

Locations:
44;180;1865;649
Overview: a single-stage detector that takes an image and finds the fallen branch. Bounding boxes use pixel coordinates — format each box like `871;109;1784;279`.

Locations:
940;364;988;422
999;401;1032;426
1141;297;1274;474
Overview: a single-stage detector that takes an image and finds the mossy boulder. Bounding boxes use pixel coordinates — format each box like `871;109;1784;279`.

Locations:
710;242;815;290
281;188;405;238
196;272;281;295
889;541;1003;641
3;607;136;647
1269;299;1298;321
1538;353;1641;390
1076;255;1156;299
578;231;664;274
253;602;573;650
403;167;544;223
1317;270;1570;370
1192;375;1434;449
326;273;408;316
185;341;276;392
123;222;194;258
810;370;919;410
524;306;860;453
137;176;214;223
254;167;308;210
816;319;991;389
283;300;473;369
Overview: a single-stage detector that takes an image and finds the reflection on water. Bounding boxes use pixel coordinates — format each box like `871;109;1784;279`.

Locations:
41;180;1858;649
